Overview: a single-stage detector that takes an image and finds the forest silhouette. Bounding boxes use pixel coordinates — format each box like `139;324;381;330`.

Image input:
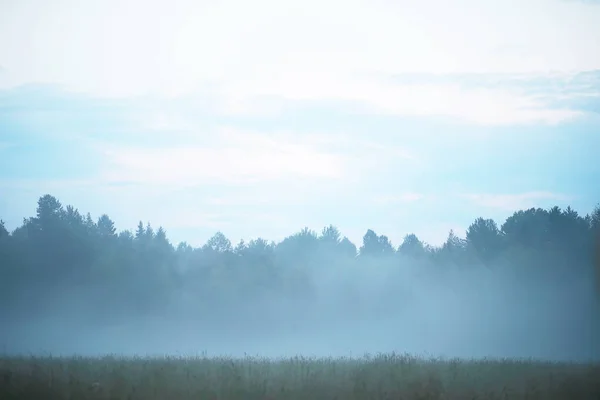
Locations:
0;195;598;360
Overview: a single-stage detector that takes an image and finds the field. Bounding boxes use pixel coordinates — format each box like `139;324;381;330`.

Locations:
1;353;599;400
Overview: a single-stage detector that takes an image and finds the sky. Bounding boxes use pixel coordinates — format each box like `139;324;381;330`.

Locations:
1;0;599;248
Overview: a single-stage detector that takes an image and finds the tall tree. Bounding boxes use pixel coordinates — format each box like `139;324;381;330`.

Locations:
204;231;233;253
360;229;394;257
276;227;319;265
319;225;342;246
466;218;503;263
398;233;426;258
28;195;68;271
339;237;357;258
0;219;7;238
591;205;600;294
35;194;64;227
145;222;155;241
135;221;145;240
501;208;550;249
97;214;117;237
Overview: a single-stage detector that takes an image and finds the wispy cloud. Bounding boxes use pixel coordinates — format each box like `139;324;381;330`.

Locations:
372;193;425;206
1;0;599;125
460;192;574;211
208;75;584;125
96;129;347;186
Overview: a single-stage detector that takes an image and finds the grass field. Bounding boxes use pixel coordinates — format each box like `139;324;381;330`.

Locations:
1;352;599;400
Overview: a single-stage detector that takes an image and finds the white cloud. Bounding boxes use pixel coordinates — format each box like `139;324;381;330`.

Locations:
221;78;581;125
131;110;197;133
460;191;573;211
1;0;598;124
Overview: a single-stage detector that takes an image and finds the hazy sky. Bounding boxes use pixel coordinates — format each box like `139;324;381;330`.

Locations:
1;0;599;247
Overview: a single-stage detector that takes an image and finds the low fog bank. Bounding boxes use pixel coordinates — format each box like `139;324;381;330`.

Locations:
2;258;598;362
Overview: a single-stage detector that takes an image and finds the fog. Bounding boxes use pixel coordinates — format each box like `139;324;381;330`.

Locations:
2;256;598;362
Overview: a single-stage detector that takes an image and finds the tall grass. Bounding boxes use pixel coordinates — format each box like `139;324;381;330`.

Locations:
1;352;598;399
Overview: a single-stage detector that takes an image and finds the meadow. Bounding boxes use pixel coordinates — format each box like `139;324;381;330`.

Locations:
1;352;599;400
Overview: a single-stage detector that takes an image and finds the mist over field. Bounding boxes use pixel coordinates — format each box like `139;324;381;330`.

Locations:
2;266;598;362
19;266;594;362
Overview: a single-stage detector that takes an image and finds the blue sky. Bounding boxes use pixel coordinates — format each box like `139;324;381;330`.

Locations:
1;0;599;248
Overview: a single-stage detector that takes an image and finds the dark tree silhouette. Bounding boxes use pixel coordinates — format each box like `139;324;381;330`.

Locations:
398;234;426;259
360;229;394;257
466;218;504;263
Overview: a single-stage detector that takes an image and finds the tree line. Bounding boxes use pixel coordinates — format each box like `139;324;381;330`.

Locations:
0;194;599;322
